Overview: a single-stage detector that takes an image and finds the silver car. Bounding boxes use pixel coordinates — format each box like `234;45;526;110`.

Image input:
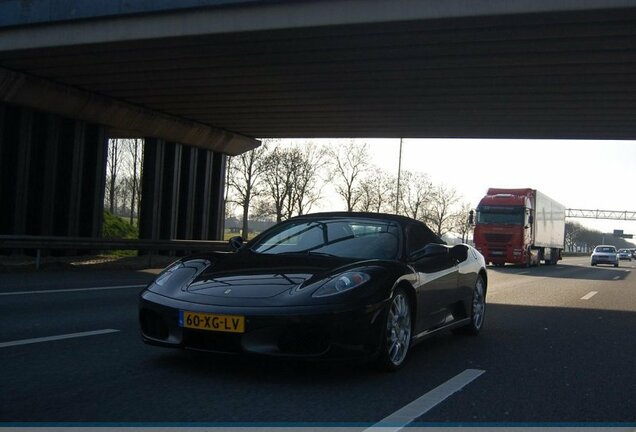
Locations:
591;245;618;267
617;249;632;261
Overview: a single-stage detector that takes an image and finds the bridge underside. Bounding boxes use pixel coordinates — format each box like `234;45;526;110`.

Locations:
1;0;636;241
2;2;636;139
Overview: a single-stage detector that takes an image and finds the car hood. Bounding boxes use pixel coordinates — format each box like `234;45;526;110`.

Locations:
148;251;366;306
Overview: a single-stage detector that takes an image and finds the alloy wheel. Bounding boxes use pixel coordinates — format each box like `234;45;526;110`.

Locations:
386;292;412;366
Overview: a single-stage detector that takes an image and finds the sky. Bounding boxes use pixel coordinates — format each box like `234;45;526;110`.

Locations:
296;138;636;237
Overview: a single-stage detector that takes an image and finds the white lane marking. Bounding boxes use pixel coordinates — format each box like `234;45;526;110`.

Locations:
0;284;146;296
363;369;485;432
0;329;119;348
581;291;598;300
613;276;620;280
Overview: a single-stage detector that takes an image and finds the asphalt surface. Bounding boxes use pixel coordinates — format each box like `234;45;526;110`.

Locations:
1;256;635;424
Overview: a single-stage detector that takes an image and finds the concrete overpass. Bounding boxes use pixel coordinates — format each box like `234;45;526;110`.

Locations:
1;0;636;241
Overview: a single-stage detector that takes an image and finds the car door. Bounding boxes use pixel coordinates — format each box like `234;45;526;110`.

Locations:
406;224;459;332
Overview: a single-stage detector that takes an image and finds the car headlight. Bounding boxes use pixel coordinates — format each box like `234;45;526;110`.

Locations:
312;271;371;297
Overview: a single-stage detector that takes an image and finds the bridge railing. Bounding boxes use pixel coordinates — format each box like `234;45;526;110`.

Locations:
0;235;230;270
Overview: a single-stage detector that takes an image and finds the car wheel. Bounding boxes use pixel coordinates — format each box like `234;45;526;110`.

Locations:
377;288;412;371
614;262;619;268
453;274;486;336
591;262;596;266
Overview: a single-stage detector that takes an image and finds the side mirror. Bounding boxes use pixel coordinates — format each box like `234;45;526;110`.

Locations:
450;244;468;263
228;236;244;251
468;210;474;225
528;215;534;225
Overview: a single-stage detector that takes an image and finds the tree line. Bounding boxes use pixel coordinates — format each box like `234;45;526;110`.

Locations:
105;138;143;226
565;221;635;252
226;139;472;240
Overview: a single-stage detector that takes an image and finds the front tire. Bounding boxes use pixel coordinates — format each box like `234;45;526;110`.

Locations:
376;288;412;371
453;275;486;336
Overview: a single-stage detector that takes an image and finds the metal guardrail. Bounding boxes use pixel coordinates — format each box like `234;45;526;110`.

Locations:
0;235;230;270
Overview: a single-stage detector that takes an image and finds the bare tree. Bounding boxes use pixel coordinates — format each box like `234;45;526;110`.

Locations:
357;176;377;212
399;171;433;221
227;140;270;239
452;202;473;243
260;143;328;222
565;221;583;251
427;184;460;238
262;146;297;223
293;143;328;215
356;169;396;213
124;138;143;225
105;139;122;214
329;141;370;212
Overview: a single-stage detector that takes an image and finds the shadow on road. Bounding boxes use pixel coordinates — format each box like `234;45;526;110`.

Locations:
3;303;636;423
487;263;631;281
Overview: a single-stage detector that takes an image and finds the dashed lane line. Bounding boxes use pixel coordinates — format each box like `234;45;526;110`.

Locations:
0;284;147;296
0;329;120;348
363;369;485;432
581;291;598;300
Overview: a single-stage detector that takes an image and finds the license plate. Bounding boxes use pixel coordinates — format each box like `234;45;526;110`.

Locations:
179;311;245;333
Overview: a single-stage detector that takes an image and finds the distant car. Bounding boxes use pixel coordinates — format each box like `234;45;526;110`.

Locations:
591;245;618;267
617;249;632;261
139;212;488;370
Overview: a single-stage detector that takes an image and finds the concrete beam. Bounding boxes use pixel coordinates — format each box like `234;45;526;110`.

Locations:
0;67;259;156
1;0;635;50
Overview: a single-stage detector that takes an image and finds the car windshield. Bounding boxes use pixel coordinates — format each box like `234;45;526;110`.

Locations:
595;247;616;253
476;205;525;225
250;218;401;260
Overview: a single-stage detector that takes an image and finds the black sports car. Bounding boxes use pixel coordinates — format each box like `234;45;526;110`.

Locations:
139;212;487;370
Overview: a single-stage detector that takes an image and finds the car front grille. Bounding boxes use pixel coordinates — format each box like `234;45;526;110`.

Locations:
277;324;329;356
183;329;242;353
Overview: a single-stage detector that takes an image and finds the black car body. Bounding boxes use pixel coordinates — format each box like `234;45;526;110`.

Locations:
139;212;488;370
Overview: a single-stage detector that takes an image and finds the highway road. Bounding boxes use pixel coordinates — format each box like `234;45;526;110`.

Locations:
1;256;635;425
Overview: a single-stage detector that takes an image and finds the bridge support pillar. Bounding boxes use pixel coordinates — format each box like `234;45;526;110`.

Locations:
139;140;226;242
0;102;107;240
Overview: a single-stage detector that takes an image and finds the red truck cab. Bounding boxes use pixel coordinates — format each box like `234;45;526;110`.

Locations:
474;187;565;267
473;189;535;266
